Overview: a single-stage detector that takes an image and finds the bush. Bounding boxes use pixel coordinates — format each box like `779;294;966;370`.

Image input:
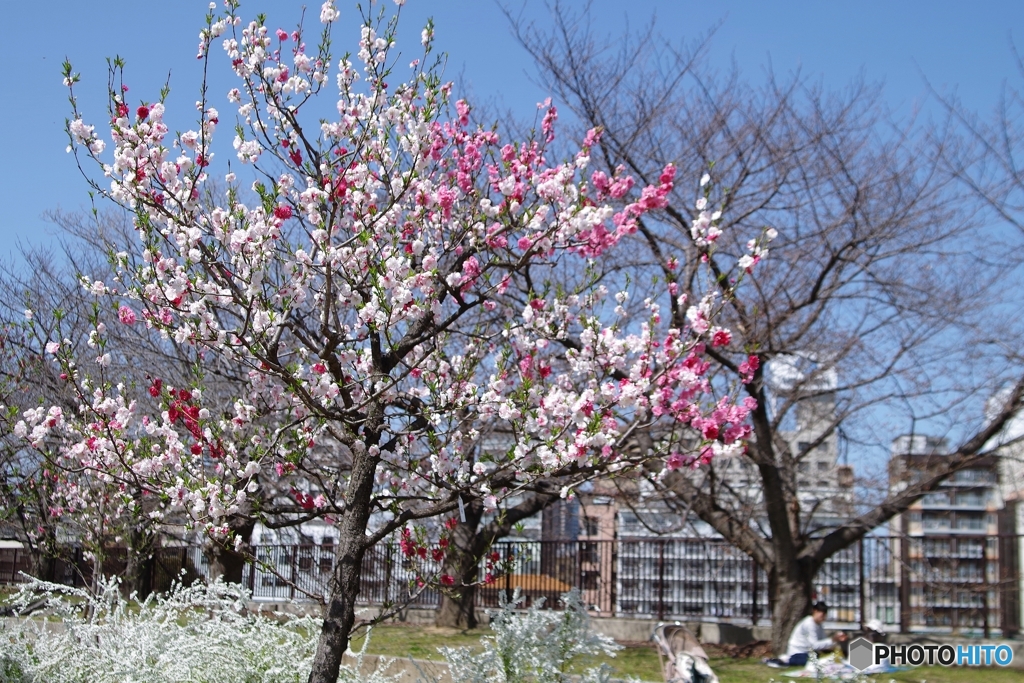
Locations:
0;576;392;683
0;654;28;683
437;589;623;683
1;581;628;682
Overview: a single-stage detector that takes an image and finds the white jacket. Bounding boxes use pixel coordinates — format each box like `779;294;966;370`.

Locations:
785;615;833;658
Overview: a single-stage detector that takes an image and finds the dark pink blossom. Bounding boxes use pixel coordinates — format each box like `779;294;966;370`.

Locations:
118;306;137;325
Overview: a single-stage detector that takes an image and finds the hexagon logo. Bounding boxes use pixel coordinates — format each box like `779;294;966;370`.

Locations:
849;637;875;671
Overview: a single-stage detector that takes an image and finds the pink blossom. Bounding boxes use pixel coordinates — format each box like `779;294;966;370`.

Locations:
711;328;731;347
118;306;137;325
738;355;760;383
460;256;481;290
455;100;470;127
540;98;558;143
665;453;686;470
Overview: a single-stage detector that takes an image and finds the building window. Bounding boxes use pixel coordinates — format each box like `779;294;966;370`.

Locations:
955;492;985;507
817;461;829;471
584;516;600;537
798;441;812;454
955;515;983;530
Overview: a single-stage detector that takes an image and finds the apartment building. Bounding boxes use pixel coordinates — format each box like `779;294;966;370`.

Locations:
526;369;860;622
888;435;1011;634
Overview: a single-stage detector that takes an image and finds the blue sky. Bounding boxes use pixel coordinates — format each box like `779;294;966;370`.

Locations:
3;1;1022;257
2;1;1022;481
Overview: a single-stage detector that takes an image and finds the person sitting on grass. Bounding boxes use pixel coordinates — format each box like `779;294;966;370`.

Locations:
764;601;848;668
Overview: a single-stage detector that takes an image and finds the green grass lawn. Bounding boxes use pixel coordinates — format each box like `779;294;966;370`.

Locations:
348;624;1024;682
346;623;666;680
712;660;1024;683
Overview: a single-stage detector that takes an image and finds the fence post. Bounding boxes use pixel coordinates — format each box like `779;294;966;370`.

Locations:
10;549;17;583
505;543;512;604
577;540;583;600
248;546;256;594
984;540;991;639
384;543;393;605
859;539;866;630
658;540;666;621
610;539;617;617
899;537;910;633
751;556;758;626
290;547;296;600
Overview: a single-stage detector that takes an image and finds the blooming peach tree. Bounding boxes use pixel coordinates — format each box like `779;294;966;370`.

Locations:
19;1;772;681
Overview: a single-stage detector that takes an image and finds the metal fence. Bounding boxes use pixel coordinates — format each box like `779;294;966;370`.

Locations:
225;535;1023;635
3;535;1021;636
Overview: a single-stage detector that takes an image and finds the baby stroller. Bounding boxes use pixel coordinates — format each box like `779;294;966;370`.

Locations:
652;623;720;683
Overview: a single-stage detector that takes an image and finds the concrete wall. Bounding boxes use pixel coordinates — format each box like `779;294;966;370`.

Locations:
588;617;771;645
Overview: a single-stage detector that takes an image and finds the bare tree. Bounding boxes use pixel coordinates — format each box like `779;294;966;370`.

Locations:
510;4;1024;652
928;43;1024;233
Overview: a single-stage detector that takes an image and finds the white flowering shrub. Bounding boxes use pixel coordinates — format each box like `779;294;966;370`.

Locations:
0;577;393;683
0;581;647;682
0;654;27;683
437;589;621;683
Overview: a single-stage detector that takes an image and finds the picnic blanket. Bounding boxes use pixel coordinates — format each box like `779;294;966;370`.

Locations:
780;654;904;679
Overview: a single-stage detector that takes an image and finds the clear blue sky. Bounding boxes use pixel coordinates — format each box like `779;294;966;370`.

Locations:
2;1;1022;480
3;0;1022;256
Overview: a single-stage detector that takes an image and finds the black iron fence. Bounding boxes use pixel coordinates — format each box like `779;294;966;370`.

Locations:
3;535;1021;636
229;535;1023;635
0;545;204;593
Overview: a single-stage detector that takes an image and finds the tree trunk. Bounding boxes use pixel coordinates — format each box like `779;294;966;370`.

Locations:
768;561;816;655
435;498;484;629
19;499;60;582
205;515;256;584
123;526;155;598
28;550;57;583
307;443;380;683
308;533;367;683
